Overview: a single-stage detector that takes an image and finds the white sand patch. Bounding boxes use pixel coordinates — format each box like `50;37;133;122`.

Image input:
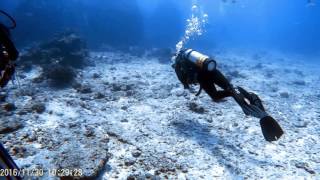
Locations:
131;104;153;114
25;66;42;79
46;101;79;119
39;113;60;129
38;100;79;129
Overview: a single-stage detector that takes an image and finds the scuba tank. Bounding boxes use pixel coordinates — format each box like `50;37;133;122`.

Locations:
173;49;217;89
179;49;216;72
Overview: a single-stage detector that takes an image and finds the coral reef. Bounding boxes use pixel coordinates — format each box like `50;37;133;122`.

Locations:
20;31;88;69
44;65;77;88
19;32;88;88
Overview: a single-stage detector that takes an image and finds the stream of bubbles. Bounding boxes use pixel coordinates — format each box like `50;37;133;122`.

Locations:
175;0;209;53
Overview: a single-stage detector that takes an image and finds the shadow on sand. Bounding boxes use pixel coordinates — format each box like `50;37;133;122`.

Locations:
170;118;274;177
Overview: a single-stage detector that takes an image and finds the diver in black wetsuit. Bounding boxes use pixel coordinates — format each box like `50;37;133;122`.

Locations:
0;10;22;180
0;10;19;88
173;49;284;142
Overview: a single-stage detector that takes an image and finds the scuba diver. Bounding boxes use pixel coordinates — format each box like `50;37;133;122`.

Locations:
173;49;284;142
0;10;18;87
0;10;22;180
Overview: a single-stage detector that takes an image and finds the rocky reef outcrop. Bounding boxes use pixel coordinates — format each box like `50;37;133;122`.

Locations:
19;32;88;88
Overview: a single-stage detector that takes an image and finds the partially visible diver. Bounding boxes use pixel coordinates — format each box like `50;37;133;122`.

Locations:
173;49;284;142
0;10;22;180
0;10;18;88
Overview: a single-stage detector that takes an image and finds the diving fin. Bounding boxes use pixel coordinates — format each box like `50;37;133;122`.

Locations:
260;116;284;141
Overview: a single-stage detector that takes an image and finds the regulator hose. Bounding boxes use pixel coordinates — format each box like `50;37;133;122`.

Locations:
0;10;17;29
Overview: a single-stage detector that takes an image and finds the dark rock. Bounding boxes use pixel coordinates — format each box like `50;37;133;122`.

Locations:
132;150;142;158
44;65;77;88
188;102;205;114
215;111;223;116
10;145;27;158
121;106;128;110
280;92;290;98
295;162;315;174
0;93;6;102
2;103;16;112
0;119;23;134
126;90;135;97
178;164;188;173
145;173;153;179
124;158;136;166
31;102;46;114
84;127;95;137
72;82;82;89
94;92;105;99
121;119;129;123
92;73;101;79
294;121;308;128
111;83;122;91
77;85;92;94
293;80;306;86
26;134;37;142
127;175;136;180
68;123;79;128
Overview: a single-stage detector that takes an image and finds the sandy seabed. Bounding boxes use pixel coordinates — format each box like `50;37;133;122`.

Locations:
0;50;319;179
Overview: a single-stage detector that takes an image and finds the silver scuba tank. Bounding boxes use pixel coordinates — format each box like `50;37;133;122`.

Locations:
181;49;216;71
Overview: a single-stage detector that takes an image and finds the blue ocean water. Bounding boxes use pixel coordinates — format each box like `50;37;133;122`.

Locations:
1;0;319;58
1;1;320;179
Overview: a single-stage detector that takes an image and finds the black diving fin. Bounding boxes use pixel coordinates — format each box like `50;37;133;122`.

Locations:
260;116;284;141
232;86;284;141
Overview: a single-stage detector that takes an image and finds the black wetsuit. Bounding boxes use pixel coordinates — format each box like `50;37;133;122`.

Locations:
197;68;233;101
